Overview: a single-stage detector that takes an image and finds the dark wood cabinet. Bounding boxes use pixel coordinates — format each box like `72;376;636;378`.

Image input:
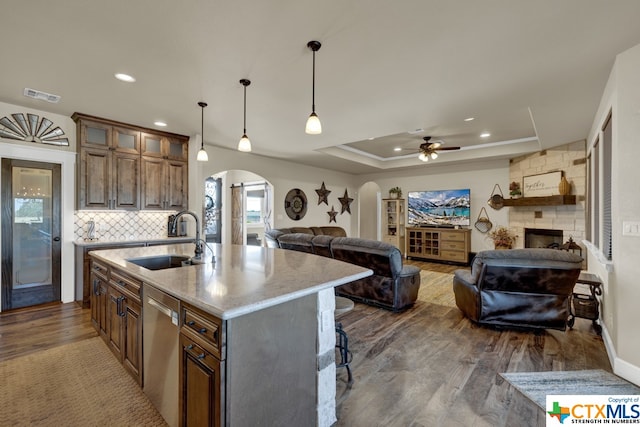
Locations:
89;259;144;385
141;156;188;210
180;333;222;427
73;113;188;211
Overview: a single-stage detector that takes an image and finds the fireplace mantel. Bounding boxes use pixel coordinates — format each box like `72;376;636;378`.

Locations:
502;195;576;207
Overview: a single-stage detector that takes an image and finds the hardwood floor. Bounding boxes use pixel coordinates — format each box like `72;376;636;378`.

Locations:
0;260;611;427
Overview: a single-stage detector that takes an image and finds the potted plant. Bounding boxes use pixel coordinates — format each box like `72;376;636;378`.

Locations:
509;181;522;198
389;187;402;199
488;226;518;249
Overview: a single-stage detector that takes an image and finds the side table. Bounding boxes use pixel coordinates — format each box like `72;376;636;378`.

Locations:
568;272;603;334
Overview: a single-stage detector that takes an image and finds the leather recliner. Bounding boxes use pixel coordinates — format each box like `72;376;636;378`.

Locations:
453;248;583;331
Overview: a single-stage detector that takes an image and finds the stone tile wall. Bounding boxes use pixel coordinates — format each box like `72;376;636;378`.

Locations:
74;211;175;241
508;140;586;252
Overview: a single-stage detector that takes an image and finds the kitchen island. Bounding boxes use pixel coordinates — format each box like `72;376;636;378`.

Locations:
89;243;371;427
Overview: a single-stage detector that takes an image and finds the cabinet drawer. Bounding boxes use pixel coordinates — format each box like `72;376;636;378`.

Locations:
441;241;466;251
440;231;465;242
182;305;222;359
181;333;220;371
91;261;109;280
382;235;397;244
110;269;142;298
441;250;467;262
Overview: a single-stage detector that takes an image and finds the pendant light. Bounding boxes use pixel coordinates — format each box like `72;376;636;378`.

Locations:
238;79;252;152
196;101;208;161
305;40;322;134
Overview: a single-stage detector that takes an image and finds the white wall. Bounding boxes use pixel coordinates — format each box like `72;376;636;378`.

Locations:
192;145;359;236
0;102;77;308
355;159;510;254
586;42;640;386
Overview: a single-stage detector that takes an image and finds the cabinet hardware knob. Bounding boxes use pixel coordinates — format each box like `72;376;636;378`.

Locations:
197;353;205;359
198;328;207;334
187;320;195;326
186;344;193;350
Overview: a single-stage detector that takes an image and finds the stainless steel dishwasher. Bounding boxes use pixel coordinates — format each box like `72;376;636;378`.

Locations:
143;284;180;427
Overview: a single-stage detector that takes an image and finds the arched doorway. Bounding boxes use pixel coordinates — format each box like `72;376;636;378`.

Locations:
204;170;273;246
357;181;381;240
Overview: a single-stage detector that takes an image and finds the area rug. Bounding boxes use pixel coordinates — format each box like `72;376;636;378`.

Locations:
500;369;640;409
418;270;456;308
0;337;167;426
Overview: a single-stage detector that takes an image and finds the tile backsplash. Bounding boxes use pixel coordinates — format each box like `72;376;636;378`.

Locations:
74;211;176;241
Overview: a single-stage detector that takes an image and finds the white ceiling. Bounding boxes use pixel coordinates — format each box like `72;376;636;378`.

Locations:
2;0;640;174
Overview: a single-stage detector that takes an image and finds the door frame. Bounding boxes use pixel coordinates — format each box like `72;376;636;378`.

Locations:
1;158;62;310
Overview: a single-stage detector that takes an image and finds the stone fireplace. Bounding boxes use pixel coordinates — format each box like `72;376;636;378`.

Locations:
507;140;586;251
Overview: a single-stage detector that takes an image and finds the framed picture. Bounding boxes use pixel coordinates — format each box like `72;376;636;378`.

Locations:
523;171;562;197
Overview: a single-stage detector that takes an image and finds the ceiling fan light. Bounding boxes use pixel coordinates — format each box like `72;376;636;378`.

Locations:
431;152;438;160
305;112;322;134
238;134;252;152
419;153;428;162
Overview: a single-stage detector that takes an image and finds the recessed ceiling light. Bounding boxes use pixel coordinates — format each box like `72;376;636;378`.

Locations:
394;147;401;152
464;117;475;122
480;132;491;138
115;73;136;83
154;121;167;127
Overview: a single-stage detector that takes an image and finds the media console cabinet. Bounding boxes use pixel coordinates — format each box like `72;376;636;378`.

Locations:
406;227;471;264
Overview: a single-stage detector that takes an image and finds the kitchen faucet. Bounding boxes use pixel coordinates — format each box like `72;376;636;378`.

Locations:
171;210;205;262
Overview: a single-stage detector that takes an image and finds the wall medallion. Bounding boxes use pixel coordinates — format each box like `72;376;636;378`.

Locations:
284;188;307;220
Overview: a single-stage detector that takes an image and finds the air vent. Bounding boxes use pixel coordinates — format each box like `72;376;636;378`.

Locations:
23;88;61;103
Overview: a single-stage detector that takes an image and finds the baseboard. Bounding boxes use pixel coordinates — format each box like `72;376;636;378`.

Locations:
601;323;640;387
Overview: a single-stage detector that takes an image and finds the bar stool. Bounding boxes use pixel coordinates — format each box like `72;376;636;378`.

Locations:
335;296;355;385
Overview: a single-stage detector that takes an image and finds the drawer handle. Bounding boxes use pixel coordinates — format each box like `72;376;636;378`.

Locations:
186;344;194;350
197;353;205;360
118;280;126;286
187;320;195;326
198;328;207;334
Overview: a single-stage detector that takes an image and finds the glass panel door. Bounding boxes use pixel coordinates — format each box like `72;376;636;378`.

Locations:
1;159;61;310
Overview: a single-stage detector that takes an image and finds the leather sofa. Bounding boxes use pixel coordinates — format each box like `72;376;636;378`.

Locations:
452;248;583;331
268;229;421;312
264;226;347;248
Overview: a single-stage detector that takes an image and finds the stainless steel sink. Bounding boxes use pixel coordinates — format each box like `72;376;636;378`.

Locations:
127;255;191;270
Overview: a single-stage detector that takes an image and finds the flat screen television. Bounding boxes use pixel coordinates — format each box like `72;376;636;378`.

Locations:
407;189;471;227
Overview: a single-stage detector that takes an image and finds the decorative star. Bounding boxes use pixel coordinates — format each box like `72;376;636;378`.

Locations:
338;189;354;214
328;206;338;223
315;181;331;205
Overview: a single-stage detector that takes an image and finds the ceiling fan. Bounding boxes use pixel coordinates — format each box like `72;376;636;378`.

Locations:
417;136;460;162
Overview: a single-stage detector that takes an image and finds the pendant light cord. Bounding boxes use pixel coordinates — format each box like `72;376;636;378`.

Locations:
243;84;247;134
311;50;316;112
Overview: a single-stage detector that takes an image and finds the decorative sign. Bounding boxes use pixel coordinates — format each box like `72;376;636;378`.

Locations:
522;171;562;197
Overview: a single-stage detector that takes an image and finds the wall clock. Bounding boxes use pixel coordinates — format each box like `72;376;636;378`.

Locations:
284;188;307;220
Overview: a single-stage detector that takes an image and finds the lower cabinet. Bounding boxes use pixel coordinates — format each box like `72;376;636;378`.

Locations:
180;333;223;427
180;302;224;427
89;260;143;385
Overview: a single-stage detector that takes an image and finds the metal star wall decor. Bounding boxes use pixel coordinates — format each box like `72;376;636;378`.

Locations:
328;206;338;223
338;189;354;214
315;181;331;205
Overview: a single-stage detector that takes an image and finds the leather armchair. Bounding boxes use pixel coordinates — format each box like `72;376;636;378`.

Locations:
453;248;583;331
331;237;421;312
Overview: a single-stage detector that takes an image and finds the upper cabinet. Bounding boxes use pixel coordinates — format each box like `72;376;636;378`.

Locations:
73;113;189;211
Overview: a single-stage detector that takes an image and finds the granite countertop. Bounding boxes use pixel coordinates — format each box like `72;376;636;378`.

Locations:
74;236;195;247
89;243;372;320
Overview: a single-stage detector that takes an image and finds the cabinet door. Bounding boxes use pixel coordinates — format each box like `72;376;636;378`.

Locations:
79;120;112;149
141;156;166;210
113;127;140;154
141;133;164;158
106;286;124;362
90;274;108;333
164;137;188;161
166;160;188;210
79;147;111;209
180;334;222;427
112;151;140;210
123;299;143;385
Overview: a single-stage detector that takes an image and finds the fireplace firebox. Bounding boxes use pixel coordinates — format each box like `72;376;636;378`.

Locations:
524;228;563;249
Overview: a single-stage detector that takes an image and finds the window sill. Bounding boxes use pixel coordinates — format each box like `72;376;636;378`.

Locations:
582;240;614;272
